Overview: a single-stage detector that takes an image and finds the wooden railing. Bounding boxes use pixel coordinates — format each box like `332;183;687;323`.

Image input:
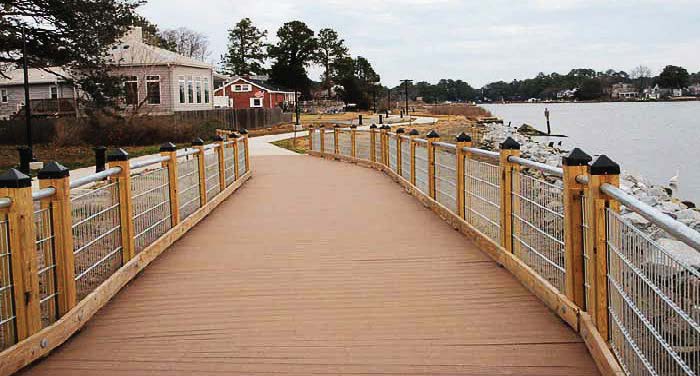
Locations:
0;133;251;375
308;125;700;376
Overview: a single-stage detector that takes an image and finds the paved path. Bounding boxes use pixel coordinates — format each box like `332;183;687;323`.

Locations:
21;155;599;376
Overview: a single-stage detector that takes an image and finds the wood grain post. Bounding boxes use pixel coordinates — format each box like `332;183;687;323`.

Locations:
369;125;377;162
396;128;405;175
215;136;227;191
320;126;326;156
409;129;419;185
426;130;440;200
108;148;136;263
38;162;77;317
499;137;520;253
380;126;388;166
192;138;207;205
0;169;41;340
585;155;620;340
160;142;180;226
333;125;340;156
240;129;250;172
455;132;472;220
230;133;240;180
350;125;357;158
562;148;593;308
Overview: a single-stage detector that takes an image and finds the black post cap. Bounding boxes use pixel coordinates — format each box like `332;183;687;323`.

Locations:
382;125;391;130
350;124;357;129
369;124;377;129
38;161;70;180
107;148;129;162
213;135;225;142
228;132;240;139
589;155;620;175
408;129;420;136
0;168;32;188
159;142;177;152
426;130;440;139
562;148;592;167
500;136;520;150
396;128;405;134
192;138;205;146
239;129;249;135
93;146;107;152
456;132;472;142
333;124;340;128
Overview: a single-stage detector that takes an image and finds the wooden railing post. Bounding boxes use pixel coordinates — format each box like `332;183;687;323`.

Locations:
379;126;388;165
240;129;250;172
333;125;340;155
455;132;472;220
229;133;240;179
192;138;207;205
426;130;440;199
369;124;377;162
350;125;357;158
38;162;77;316
409;129;419;185
108;148;136;262
396;128;405;175
0;169;41;340
319;126;326;156
585;155;620;340
160;142;180;226
215;135;227;190
562;148;593;308
499;137;520;253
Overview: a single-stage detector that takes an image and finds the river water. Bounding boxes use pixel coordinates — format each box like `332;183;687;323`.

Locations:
482;102;700;203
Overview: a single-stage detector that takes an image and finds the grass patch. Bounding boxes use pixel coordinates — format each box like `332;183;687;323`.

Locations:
271;136;309;154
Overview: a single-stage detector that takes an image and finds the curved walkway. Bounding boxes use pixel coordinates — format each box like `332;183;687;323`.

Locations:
21;155;599;375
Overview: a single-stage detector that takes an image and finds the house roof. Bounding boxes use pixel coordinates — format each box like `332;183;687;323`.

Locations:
218;77;296;94
0;67;71;86
108;27;213;70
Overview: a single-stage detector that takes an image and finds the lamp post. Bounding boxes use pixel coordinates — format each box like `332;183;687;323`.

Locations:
400;79;412;117
22;26;34;173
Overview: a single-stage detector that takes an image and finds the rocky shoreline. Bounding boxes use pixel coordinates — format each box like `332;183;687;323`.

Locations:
478;121;700;267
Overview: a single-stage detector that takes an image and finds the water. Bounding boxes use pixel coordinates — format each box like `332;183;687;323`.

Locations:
482;102;700;203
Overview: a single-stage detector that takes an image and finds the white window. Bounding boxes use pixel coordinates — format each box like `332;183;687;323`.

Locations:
178;76;186;104
125;76;138;105
1;89;7;103
187;76;194;103
195;77;202;104
204;78;210;103
49;86;58;99
233;84;251;92
146;75;161;105
250;97;263;108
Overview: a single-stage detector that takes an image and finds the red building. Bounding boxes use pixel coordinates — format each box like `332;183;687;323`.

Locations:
213;77;296;109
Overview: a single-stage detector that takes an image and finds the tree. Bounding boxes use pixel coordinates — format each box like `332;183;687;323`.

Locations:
160;27;210;61
268;21;318;97
630;65;653;90
657;65;690;89
315;28;348;97
575;78;603;100
1;0;141;106
221;18;268;76
132;16;174;50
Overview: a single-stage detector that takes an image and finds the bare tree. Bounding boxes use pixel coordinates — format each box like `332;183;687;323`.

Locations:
160;28;211;61
630;65;653;90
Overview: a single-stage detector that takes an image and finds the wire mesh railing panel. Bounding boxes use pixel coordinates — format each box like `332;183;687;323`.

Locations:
71;181;122;300
414;144;429;195
311;129;321;152
177;156;201;221
223;145;235;186
388;135;398;173
435;147;457;213
582;193;593;311
204;150;221;202
607;210;700;376
465;158;501;244
131;167;172;254
401;138;411;182
511;172;566;292
324;131;336;155
237;139;247;176
374;134;383;164
0;214;16;350
338;131;352;157
34;206;58;328
356;132;370;161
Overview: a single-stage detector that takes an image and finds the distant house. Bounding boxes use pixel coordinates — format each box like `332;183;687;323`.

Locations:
610;83;639;100
645;84;683;99
688;84;700;96
0;67;78;119
213;77;296;110
556;89;577;99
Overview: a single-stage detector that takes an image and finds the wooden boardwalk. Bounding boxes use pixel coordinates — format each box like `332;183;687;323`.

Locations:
20;156;599;375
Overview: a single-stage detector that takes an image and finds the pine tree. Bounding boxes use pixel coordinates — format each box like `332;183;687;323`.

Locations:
221;18;268;76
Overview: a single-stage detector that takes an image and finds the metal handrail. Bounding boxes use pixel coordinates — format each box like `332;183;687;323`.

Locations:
508;156;564;178
462;146;499;159
432;142;456;150
204;144;218;151
130;155;170;170
69;167;122;189
576;175;589;185
414;138;428;145
601;183;700;250
176;148;200;158
0;197;11;209
32;187;56;201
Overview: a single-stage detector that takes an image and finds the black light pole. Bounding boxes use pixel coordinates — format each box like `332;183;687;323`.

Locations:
400;79;412;116
387;88;391;114
22;26;33;158
294;90;300;126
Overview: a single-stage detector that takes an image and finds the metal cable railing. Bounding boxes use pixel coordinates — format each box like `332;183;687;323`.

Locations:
311;129;321;152
400;137;411;182
356;131;371;161
34;205;58;328
339;130;352;157
177;155;201;221
388;135;398;173
0;213;15;351
131;167;172;254
414;143;429;195
435;146;457;213
204;149;221;202
223;144;235;186
374;133;383;164
71;181;122;300
464;157;501;244
324;131;336;155
237;139;247;176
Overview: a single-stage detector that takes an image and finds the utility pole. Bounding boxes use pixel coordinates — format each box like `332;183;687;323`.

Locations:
22;26;33;159
387;88;391;113
400;79;412;117
372;86;377;113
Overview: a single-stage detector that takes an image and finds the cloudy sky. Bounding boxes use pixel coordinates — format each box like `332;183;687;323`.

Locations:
139;0;700;87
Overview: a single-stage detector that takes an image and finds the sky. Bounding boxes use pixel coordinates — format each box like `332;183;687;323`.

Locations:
138;0;700;88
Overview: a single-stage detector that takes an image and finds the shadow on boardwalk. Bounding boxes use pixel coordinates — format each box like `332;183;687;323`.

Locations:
21;156;599;376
